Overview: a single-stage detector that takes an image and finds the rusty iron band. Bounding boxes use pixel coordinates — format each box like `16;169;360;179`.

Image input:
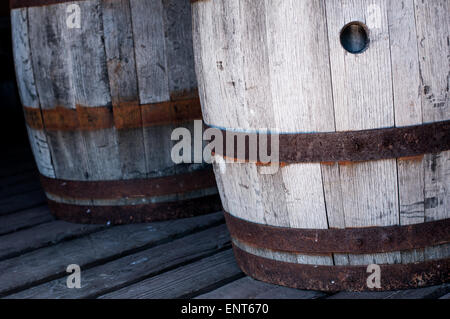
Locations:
10;0;87;9
40;169;217;200
23;97;203;131
47;194;222;224
207;120;450;163
10;0;206;9
233;245;450;292
225;212;450;254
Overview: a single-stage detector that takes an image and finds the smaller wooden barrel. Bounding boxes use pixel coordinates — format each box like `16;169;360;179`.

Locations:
11;0;221;224
192;0;449;291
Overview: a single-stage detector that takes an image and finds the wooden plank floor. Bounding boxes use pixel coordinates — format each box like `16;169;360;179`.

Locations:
0;144;448;299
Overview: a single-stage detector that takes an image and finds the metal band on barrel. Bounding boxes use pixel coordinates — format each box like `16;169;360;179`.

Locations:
11;0;209;7
40;169;217;200
208;120;450;163
225;211;450;254
47;194;222;224
24;97;203;131
233;245;450;292
10;0;86;9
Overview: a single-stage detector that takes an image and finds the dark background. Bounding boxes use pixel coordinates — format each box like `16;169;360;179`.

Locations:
0;2;28;149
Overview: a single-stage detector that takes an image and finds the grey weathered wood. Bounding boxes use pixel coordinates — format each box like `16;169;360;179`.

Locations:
6;225;230;299
388;0;424;256
321;163;349;265
397;156;426;263
130;0;169;104
388;0;422;127
142;122;209;179
0;189;46;216
235;0;301;264
68;1;111;108
388;0;446;264
239;0;274;130
264;0;335;134
102;0;138;107
26;128;56;179
326;0;394;130
27;4;75;110
414;0;449;123
194;0;334;266
328;283;450;299
66;0;121;181
325;0;400;266
196;276;326;299
102;0;147;180
27;4;90;181
142;124;178;178
99;249;242;299
130;0;203;179
0;205;53;236
0;212;223;296
191;0;218;127
11;8;55;178
0;221;103;262
414;0;450;260
161;0;197;95
440;293;450;299
11;9;39;109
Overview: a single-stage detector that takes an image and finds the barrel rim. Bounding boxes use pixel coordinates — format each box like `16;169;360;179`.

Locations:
40;169;218;200
233;244;450;292
47;194;222;224
224;211;450;255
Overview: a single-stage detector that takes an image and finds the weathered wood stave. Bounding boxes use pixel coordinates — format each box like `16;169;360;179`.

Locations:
192;0;449;291
11;0;220;224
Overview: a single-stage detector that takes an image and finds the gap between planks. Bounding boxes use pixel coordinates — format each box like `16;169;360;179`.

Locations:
0;220;106;262
98;249;244;299
0;204;53;236
0;211;224;297
5;224;231;299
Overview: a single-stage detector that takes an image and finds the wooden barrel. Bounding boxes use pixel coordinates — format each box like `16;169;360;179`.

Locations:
192;0;449;291
11;0;221;224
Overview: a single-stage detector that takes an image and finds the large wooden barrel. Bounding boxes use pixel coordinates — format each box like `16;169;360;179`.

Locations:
192;0;449;291
11;0;221;224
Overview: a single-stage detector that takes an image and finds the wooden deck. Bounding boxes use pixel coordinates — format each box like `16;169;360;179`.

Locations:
0;143;449;300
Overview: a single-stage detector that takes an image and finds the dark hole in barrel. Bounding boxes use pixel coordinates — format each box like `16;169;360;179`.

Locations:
340;22;370;54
